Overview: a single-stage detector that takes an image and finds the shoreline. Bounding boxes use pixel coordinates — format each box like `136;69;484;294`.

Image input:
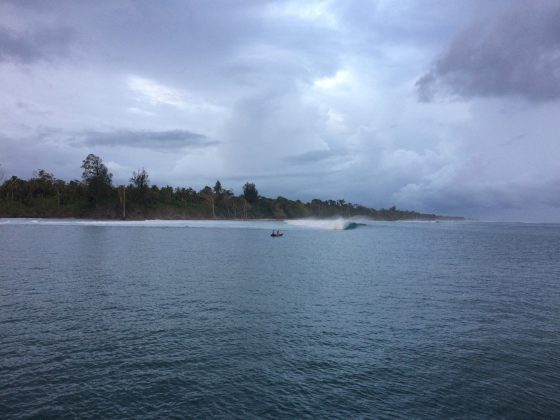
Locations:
0;215;465;222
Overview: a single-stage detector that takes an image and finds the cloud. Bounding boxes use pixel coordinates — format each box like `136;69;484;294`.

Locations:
313;69;350;90
128;76;187;108
0;26;73;63
266;1;338;29
417;1;560;102
77;129;217;150
1;0;560;221
287;148;351;165
395;175;560;218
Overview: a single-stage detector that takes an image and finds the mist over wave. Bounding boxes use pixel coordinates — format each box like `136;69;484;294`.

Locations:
284;218;369;230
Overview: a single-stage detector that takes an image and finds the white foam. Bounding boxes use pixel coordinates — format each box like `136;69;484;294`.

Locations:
0;217;373;231
284;218;358;230
0;218;285;230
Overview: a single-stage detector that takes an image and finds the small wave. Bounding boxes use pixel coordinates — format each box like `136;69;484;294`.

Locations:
344;222;368;230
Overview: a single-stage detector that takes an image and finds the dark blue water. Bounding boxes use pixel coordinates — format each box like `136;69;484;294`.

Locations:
1;220;560;418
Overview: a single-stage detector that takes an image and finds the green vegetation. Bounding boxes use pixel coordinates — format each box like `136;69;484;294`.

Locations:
0;154;462;221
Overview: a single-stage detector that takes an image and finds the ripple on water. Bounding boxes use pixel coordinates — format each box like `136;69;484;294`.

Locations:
1;221;560;417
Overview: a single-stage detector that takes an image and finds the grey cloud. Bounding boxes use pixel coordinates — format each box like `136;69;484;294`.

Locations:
417;1;560;102
0;26;73;63
225;168;344;182
501;133;526;147
78;129;217;150
287;149;351;165
395;175;560;219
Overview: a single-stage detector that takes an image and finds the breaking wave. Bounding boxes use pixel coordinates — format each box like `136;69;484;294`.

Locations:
284;218;368;230
1;218;369;231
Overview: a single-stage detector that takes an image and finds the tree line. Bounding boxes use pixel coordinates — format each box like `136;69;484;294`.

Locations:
0;154;457;220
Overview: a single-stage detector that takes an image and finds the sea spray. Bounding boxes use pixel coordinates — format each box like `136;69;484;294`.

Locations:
284;218;367;230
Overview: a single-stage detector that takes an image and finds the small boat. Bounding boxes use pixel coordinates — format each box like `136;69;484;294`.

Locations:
271;230;283;237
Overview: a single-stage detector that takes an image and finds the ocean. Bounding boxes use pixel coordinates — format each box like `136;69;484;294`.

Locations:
1;218;559;418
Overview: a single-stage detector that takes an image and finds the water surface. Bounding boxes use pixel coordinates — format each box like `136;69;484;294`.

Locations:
1;219;559;418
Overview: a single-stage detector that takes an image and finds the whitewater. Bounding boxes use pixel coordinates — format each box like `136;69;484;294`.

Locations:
0;217;376;230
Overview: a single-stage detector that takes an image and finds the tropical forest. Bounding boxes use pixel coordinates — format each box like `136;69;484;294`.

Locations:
0;154;459;221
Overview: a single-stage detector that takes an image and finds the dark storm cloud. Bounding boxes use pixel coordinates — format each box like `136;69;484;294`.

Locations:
417;1;560;102
0;26;73;63
78;129;217;150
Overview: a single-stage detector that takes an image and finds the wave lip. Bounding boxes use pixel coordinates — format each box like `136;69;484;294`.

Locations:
284;218;368;230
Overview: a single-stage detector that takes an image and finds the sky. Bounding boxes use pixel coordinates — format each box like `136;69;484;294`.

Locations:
1;0;559;222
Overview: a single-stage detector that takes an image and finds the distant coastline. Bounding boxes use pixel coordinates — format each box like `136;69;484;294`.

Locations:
0;201;463;222
0;187;463;222
0;154;463;222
